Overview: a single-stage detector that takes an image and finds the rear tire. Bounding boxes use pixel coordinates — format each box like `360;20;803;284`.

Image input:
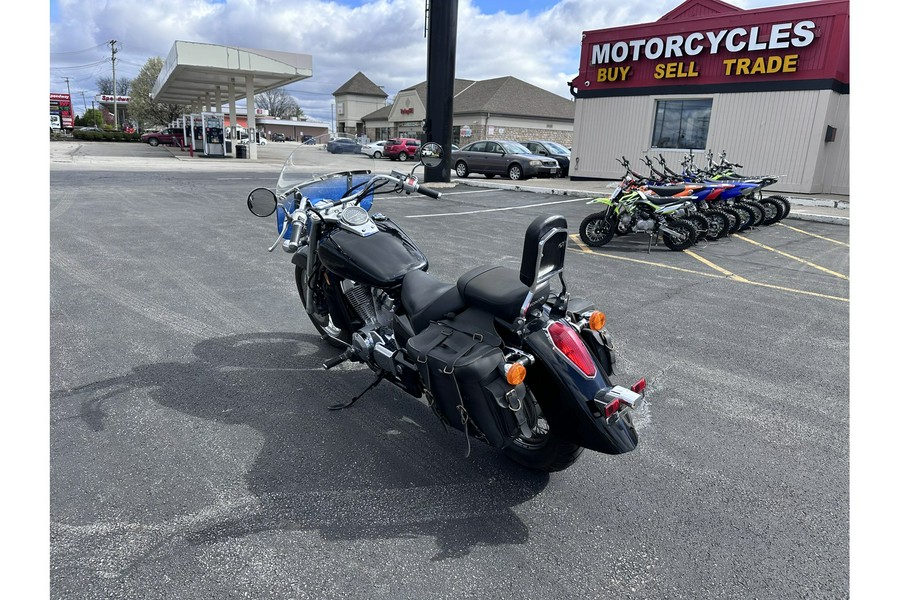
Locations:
703;209;730;240
295;264;351;348
759;198;785;225
733;205;753;232
767;194;792;218
662;218;697;251
579;211;615;247
684;212;710;242
373;151;382;159
741;200;766;227
502;386;584;472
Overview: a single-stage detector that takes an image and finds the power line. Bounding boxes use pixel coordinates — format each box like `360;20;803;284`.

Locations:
50;43;108;56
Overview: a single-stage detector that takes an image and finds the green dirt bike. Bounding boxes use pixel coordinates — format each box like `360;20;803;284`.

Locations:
579;175;698;252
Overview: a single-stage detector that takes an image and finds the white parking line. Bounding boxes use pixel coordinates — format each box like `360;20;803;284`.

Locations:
405;196;592;218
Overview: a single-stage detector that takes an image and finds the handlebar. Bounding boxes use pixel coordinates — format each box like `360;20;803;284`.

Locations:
418;185;441;199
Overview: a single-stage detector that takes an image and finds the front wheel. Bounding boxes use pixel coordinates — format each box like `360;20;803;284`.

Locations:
508;164;524;181
579;211;615;247
148;138;160;147
295;264;351;348
398;152;408;162
502;386;584;472
373;151;382;159
455;161;469;178
662;218;697;251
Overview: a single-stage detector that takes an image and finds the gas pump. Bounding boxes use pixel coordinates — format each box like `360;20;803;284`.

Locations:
188;113;204;153
201;112;225;157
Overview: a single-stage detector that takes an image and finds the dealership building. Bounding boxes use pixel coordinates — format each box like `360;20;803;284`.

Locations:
568;0;849;195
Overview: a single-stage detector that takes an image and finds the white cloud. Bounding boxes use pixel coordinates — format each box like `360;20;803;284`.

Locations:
48;0;802;124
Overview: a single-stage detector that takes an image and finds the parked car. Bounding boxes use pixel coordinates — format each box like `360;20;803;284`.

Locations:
361;140;388;159
140;128;186;147
326;137;362;154
522;140;571;177
452;140;560;180
272;132;286;142
384;138;420;162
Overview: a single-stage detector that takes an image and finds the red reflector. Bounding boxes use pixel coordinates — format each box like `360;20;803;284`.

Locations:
631;378;646;394
548;321;597;377
604;398;621;418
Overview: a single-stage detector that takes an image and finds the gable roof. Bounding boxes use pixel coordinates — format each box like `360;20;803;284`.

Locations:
392;76;573;120
333;72;388;97
360;103;393;121
657;0;742;22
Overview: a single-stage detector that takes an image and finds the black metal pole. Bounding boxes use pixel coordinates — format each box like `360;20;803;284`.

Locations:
424;0;458;183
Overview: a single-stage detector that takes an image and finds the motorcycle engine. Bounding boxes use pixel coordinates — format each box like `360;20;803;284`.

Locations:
617;213;632;233
635;219;656;232
343;281;398;372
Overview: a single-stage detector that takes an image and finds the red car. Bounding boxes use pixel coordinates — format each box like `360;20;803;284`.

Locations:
140;128;186;147
384;138;420;161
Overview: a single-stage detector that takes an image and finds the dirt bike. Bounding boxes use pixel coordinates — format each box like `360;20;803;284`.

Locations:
245;142;645;472
578;171;698;252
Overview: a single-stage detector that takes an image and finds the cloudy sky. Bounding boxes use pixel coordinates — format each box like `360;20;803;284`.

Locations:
47;0;800;125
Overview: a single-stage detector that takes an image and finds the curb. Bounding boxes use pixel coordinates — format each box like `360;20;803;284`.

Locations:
452;179;849;226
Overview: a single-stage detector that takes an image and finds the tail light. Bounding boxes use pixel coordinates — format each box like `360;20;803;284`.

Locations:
547;321;597;377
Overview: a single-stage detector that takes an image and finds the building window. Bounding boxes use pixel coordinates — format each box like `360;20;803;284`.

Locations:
651;99;712;150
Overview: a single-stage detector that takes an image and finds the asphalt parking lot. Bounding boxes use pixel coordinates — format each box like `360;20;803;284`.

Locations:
48;140;849;599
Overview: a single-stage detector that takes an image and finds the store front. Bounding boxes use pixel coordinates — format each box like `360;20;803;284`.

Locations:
568;0;849;195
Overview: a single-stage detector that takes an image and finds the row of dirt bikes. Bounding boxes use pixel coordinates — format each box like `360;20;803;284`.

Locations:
578;150;792;251
246;142;646;473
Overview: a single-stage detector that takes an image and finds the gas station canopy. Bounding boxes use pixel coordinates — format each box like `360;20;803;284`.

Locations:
151;41;313;105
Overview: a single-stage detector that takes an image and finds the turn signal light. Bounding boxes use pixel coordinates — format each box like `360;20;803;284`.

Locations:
505;363;527;386
589;311;606;331
604;398;621;419
631;378;646;394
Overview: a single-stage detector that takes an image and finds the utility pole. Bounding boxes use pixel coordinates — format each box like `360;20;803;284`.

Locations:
424;0;458;183
110;40;119;129
80;91;88;113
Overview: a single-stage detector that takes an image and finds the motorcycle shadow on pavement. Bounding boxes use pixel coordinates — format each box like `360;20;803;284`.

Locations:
55;332;550;562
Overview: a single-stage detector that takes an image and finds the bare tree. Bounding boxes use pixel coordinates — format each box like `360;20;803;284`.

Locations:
96;76;132;96
255;88;302;119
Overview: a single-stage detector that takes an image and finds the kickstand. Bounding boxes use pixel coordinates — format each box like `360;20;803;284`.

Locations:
328;372;385;411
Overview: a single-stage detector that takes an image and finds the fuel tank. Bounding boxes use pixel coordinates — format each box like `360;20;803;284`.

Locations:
317;218;428;288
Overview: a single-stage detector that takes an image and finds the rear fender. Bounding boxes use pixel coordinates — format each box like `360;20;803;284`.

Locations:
522;322;638;455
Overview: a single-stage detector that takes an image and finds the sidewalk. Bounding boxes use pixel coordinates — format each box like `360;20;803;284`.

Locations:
457;177;849;226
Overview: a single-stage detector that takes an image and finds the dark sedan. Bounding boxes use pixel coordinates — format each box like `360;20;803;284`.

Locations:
326;137;362;154
452;140;559;181
522;140;571;177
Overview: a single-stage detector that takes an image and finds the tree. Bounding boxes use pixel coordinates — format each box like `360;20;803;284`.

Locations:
128;57;187;130
96;75;132;96
80;108;105;128
255;88;302;120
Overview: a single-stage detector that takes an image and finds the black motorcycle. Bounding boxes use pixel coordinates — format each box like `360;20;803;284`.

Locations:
246;143;645;472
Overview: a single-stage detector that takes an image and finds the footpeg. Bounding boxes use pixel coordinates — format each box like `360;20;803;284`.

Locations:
323;349;353;370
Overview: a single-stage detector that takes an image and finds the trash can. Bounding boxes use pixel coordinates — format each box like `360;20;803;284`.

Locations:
235;144;247;159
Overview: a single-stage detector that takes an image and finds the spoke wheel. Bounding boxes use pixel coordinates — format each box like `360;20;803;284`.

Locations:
579;211;615;247
502;386;584;472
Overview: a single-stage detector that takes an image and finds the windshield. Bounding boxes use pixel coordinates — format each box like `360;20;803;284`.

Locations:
543;142;570;155
276;146;377;204
501;142;532;155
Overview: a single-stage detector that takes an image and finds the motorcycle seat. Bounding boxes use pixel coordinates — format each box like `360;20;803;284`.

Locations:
401;269;466;334
457;265;548;324
646;185;689;197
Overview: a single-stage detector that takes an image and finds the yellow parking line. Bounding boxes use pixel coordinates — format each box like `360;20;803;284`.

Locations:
734;234;849;280
684;250;750;282
776;222;849;247
571;235;848;303
569;235;725;279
